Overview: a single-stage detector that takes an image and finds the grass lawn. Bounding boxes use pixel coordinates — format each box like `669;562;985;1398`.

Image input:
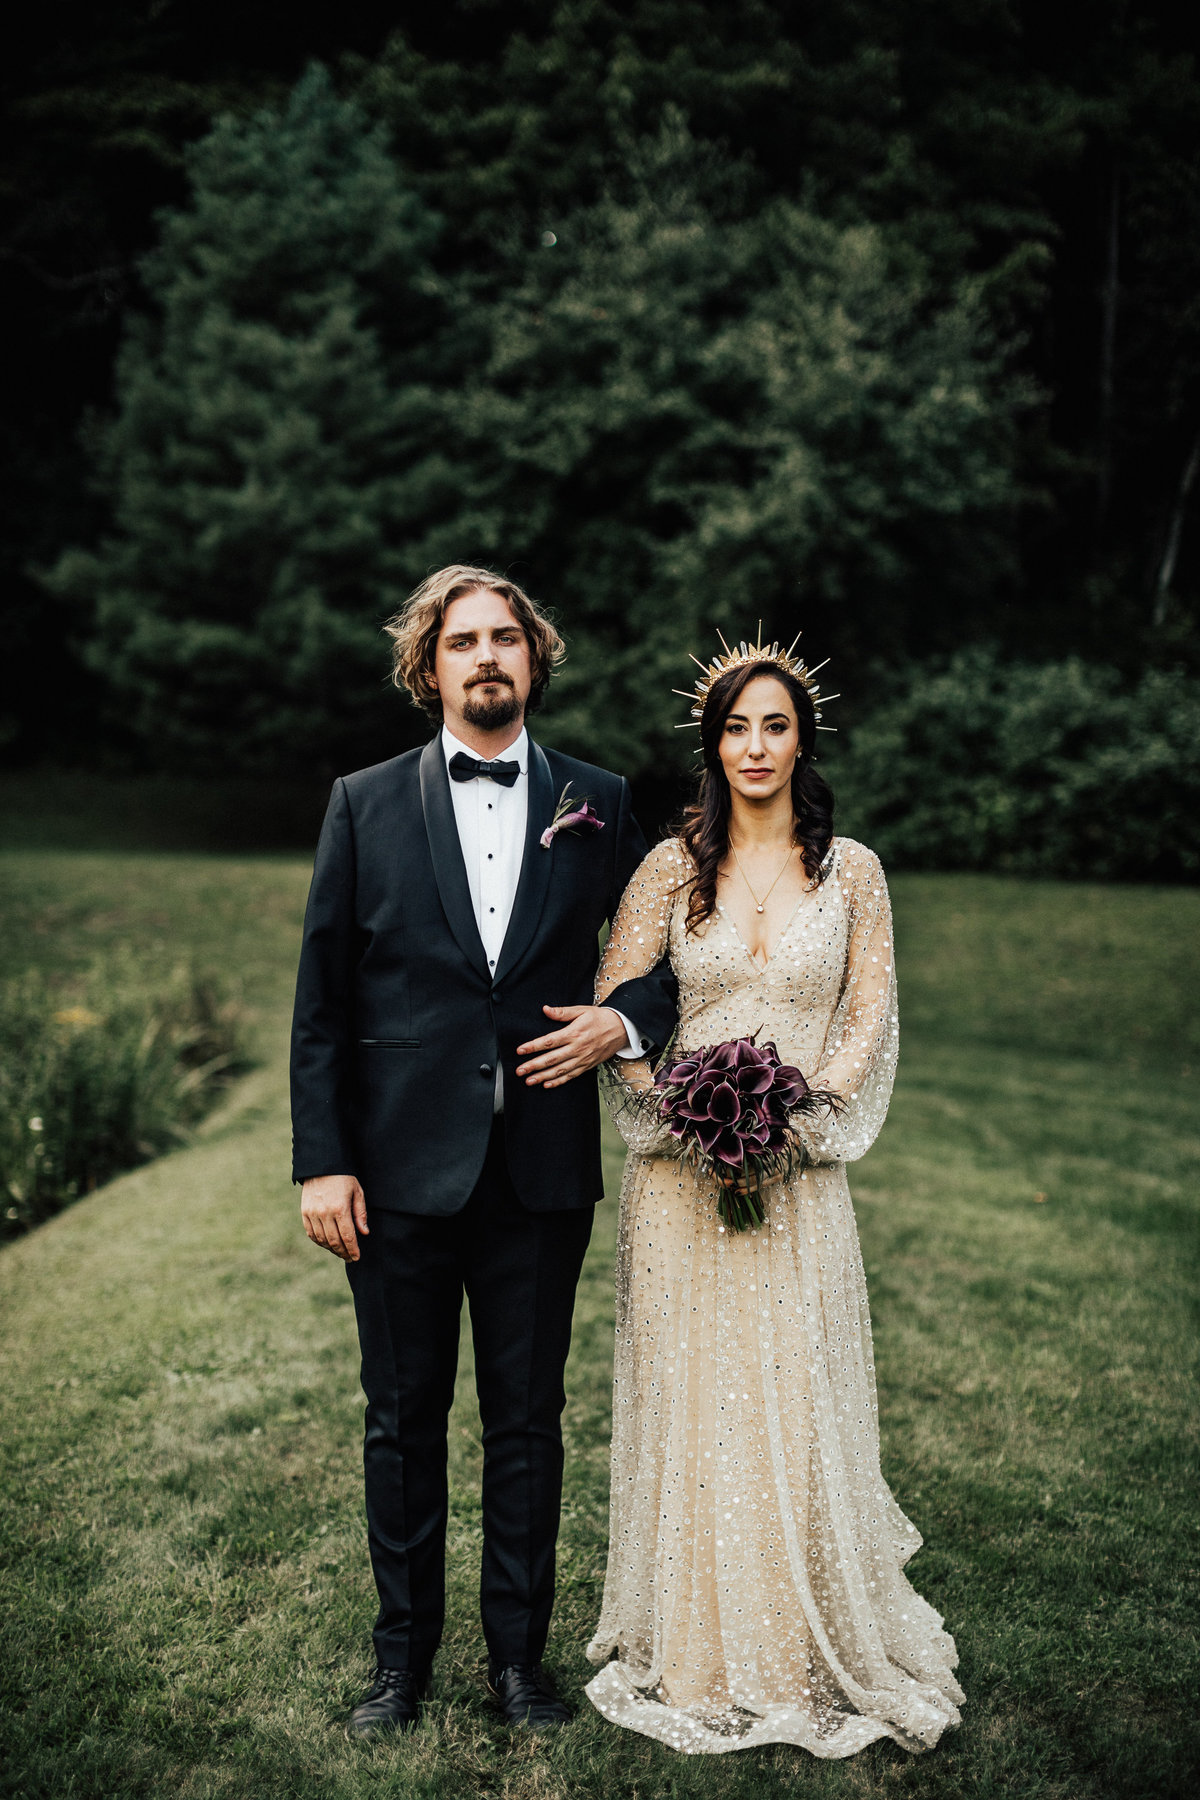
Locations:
1;851;1197;1799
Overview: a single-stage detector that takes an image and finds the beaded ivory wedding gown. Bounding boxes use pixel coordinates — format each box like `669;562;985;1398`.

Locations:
584;837;963;1756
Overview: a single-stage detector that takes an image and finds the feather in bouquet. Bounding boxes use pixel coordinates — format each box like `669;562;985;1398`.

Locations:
651;1035;840;1232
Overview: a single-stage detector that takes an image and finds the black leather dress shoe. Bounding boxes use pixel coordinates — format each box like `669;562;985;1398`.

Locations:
487;1662;572;1729
347;1666;431;1739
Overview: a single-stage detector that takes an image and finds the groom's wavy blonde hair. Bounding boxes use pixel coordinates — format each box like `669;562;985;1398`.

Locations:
385;564;566;723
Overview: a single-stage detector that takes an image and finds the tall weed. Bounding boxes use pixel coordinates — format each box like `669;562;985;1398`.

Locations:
0;963;249;1235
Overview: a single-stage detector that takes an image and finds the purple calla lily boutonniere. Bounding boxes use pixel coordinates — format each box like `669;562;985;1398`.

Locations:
540;785;605;849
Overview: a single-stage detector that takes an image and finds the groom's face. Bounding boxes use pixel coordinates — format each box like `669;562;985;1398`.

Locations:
432;588;533;738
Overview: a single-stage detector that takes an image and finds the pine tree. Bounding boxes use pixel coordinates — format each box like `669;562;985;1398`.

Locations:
49;65;441;772
420;120;1023;774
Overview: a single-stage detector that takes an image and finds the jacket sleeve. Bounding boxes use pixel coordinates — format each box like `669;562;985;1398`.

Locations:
599;778;679;1058
290;779;360;1183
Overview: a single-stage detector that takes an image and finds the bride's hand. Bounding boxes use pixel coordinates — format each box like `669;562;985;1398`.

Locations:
716;1165;782;1199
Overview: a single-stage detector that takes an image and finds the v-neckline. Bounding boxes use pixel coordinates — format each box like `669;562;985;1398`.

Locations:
717;890;809;973
715;842;838;972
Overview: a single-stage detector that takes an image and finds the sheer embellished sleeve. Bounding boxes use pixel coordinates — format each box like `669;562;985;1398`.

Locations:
596;839;688;1152
794;840;899;1167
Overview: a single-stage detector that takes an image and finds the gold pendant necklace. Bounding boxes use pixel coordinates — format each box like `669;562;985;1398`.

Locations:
730;844;795;914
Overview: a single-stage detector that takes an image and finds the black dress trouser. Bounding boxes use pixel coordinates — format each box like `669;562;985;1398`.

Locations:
345;1119;594;1672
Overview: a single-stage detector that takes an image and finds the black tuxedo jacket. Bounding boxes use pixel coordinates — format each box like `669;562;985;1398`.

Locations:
289;735;677;1214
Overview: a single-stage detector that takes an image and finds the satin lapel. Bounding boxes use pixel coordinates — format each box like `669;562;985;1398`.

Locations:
494;739;556;983
418;736;490;982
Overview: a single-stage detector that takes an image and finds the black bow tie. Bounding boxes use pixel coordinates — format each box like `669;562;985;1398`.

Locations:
448;750;521;788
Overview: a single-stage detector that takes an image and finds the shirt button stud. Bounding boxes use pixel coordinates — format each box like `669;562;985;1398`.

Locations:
479;1063;493;1078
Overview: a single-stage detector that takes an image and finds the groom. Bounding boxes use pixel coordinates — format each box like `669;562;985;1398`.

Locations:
290;565;676;1738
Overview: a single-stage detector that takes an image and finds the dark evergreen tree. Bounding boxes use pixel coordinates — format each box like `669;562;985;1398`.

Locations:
48;67;441;772
358;0;1200;665
15;2;1200;786
0;2;403;761
410;119;1023;772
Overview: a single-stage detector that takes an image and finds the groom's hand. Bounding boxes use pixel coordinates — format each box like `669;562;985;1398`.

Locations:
516;1005;628;1088
301;1174;368;1262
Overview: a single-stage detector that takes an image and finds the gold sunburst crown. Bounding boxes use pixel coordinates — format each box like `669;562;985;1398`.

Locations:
672;622;838;732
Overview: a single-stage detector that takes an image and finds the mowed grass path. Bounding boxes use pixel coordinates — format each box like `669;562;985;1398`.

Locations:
1;852;1197;1800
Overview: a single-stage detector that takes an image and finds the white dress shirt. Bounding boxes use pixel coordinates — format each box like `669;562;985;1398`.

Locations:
440;726;648;1111
442;723;529;977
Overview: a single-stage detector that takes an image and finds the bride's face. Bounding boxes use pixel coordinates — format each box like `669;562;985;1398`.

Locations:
717;674;801;803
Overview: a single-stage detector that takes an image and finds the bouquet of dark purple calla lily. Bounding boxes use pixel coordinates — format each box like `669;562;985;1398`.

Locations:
651;1035;840;1232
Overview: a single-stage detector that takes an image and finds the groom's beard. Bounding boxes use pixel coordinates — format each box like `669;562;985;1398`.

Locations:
462;674;522;732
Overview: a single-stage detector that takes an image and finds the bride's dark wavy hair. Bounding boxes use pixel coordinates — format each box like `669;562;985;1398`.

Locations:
676;660;835;936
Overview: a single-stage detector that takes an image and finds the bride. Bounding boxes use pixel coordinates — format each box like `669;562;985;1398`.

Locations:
584;635;964;1757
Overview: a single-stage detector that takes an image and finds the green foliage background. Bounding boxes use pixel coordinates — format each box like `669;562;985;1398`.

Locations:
48;73;441;774
10;3;1200;871
48;68;1020;780
830;651;1200;878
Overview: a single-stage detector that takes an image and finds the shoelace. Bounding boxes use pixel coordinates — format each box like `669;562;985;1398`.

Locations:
495;1664;554;1696
371;1666;419;1695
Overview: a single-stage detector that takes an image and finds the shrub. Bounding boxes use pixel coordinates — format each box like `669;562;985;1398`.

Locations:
829;650;1200;879
0;965;249;1236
